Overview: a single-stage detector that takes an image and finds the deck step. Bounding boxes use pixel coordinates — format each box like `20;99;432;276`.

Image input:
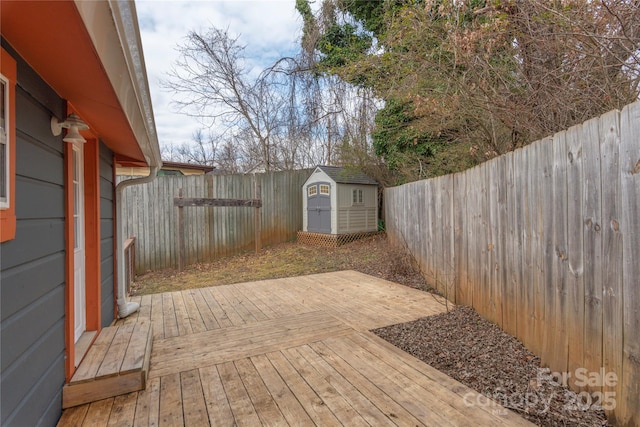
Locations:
62;319;152;408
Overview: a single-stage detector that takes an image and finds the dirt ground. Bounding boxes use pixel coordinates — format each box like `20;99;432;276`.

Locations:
133;235;610;426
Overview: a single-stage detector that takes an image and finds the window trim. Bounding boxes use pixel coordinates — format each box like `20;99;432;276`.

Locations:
319;184;330;195
0;71;10;208
308;185;317;197
0;48;16;242
352;188;364;205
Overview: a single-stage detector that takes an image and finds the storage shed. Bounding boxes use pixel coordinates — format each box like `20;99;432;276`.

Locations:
302;166;378;235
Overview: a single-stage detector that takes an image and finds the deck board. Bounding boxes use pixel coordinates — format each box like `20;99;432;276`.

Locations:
200;286;235;328
159;373;183;426
249;353;315;425
106;392;137;427
309;340;424;427
180;290;208;334
199;365;235;426
295;344;396;426
58;270;534;426
71;327;118;384
84;398;113;427
234;358;289;426
189;288;220;331
282;346;369;426
218;360;263;427
161;293;179;338
179;370;209;427
171;291;193;336
150;293;164;340
266;350;342;425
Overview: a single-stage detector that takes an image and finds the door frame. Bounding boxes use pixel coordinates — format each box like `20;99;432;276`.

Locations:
64;129;102;380
307;182;331;234
72;141;86;342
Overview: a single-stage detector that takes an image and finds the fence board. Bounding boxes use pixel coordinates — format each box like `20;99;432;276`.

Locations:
119;170;311;272
453;173;467;305
442;175;454;302
384;101;640;425
539;140;552;357
510;149;524;339
514;147;529;344
541;140;555;367
433;178;443;294
619;101;640;427
496;155;509;332
465;168;476;308
426;180;435;285
566;123;586;389
479;165;491;323
549;130;569;373
581;116;603;392
488;159;500;326
599;109;623;419
525;141;538;353
469;166;481;311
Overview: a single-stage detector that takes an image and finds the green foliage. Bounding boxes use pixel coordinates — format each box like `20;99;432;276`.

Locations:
295;0;314;23
298;0;640;184
317;23;372;70
371;99;475;183
344;0;387;35
373;99;436;165
296;0;317;56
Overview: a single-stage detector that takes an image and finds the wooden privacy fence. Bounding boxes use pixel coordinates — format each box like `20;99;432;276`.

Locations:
385;101;639;426
175;185;262;271
119;169;311;273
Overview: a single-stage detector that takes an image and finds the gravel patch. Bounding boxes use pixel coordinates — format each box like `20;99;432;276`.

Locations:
372;306;610;427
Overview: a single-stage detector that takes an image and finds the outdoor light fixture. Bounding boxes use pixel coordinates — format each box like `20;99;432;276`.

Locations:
51;113;89;143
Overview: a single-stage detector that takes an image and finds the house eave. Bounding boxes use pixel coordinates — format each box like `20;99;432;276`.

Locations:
0;0;161;168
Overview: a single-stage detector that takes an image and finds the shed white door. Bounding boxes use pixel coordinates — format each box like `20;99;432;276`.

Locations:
72;143;86;343
307;183;331;233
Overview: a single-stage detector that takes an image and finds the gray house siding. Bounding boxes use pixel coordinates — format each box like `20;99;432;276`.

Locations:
0;41;67;426
100;143;115;328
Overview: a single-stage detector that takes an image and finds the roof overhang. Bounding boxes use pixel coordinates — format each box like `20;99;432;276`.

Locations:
0;0;161;168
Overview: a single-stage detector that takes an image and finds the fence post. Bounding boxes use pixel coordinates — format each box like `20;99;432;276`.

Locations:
178;188;185;272
254;176;261;253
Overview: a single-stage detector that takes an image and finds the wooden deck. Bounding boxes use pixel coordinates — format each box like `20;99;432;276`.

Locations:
58;270;533;426
62;319;152;408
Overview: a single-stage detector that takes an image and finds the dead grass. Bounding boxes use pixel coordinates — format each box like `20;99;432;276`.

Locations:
131;234;433;296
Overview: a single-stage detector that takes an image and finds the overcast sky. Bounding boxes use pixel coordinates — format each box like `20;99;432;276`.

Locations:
135;0;301;152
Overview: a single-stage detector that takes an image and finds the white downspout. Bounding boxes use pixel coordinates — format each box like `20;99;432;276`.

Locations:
115;166;159;317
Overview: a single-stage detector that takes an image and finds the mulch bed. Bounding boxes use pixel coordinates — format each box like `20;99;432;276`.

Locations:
372;306;610;427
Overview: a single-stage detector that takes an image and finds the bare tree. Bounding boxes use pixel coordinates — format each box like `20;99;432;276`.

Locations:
163;26;383;173
163;28;289;171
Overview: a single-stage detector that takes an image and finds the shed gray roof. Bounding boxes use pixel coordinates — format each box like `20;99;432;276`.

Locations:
316;166;378;185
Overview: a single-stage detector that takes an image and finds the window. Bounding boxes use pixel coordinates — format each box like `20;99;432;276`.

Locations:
0;75;8;207
308;185;317;197
0;48;16;242
352;188;363;205
158;169;184;176
319;184;330;195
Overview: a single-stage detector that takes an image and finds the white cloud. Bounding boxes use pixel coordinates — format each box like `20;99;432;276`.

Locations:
135;0;301;150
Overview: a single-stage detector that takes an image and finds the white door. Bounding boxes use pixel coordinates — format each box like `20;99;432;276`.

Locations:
72;143;86;343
